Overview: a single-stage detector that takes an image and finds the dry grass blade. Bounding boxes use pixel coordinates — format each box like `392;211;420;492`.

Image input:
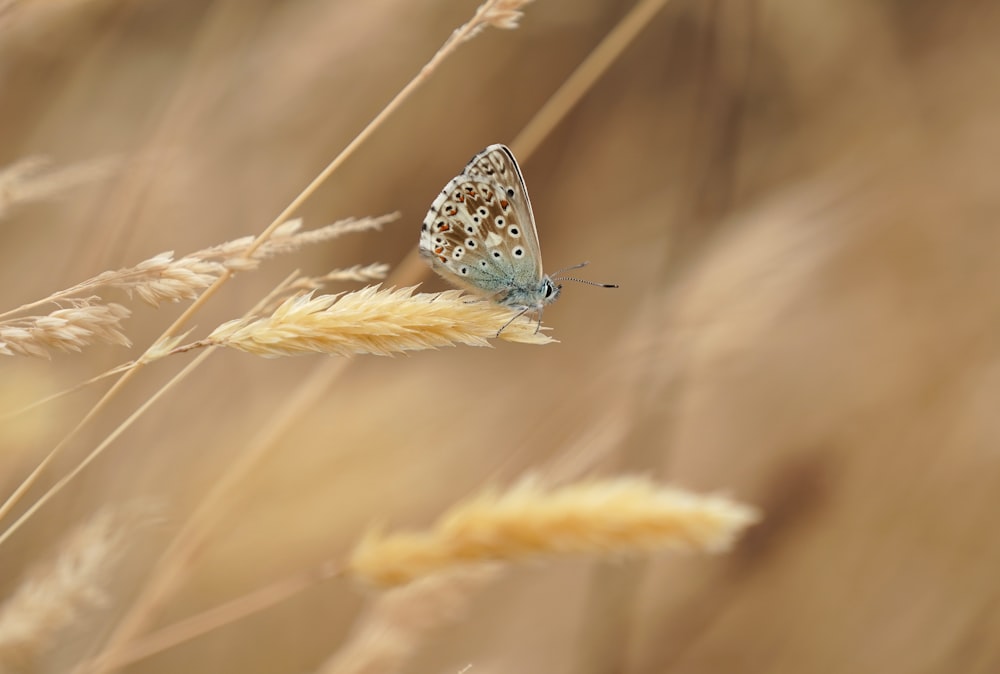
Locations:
201;287;553;358
348;476;760;587
0;300;130;358
511;0;671;158
0;507;150;671
318;567;501;674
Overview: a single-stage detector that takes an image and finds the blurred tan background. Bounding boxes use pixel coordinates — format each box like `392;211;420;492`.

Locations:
2;0;1000;672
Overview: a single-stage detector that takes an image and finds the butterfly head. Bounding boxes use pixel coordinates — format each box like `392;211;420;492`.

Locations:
496;275;560;312
542;276;561;306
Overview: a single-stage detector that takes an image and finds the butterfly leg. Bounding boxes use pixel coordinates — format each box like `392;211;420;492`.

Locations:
497;305;532;337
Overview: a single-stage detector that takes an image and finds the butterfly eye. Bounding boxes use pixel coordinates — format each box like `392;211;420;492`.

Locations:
544;283;555;298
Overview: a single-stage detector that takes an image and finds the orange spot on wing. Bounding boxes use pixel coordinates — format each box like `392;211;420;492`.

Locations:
440;224;450;231
500;199;509;210
434;246;444;254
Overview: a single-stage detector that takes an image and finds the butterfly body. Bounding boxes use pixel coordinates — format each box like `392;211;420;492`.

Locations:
419;144;560;313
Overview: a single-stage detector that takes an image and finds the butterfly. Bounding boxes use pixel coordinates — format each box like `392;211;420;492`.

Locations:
419;144;615;329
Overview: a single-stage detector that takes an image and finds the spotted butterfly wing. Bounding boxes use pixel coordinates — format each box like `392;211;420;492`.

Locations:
419;144;558;310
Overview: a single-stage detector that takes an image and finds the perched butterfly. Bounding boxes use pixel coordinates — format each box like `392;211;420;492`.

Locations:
419;144;615;329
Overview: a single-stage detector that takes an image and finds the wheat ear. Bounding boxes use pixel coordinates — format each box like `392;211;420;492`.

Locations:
0;300;130;358
188;287;551;358
348;476;760;587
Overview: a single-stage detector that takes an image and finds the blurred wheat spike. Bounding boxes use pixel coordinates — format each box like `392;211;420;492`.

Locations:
319;566;501;674
348;476;760;586
0;507;149;671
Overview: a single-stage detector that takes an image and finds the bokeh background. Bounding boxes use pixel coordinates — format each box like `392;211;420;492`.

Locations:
2;0;1000;672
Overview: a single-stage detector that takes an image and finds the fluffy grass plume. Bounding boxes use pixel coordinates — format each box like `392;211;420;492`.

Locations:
348;476;760;587
200;286;553;358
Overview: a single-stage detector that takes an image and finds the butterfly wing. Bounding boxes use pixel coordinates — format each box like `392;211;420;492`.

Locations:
462;145;544;279
419;144;547;306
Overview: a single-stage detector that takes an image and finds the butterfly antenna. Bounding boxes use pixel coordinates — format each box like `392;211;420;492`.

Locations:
552;262;618;288
552;261;591;276
556;276;619;289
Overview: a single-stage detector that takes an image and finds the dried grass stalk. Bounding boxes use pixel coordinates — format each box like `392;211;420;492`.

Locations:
0;507;147;670
318;566;501;674
348;476;760;587
0;300;130;358
201;286;552;357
